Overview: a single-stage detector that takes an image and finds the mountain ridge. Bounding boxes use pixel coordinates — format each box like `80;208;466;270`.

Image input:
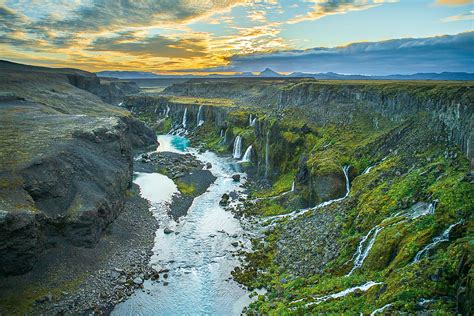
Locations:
96;68;474;81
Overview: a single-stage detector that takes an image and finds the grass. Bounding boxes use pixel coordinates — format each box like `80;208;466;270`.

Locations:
167;96;236;107
175;179;196;195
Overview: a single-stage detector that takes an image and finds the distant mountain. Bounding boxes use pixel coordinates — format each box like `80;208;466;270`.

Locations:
288;72;315;78
96;71;169;79
236;71;257;77
259;68;283;77
376;72;474;81
96;69;474;81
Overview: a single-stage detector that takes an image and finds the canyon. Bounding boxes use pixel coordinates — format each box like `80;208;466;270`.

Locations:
0;62;472;315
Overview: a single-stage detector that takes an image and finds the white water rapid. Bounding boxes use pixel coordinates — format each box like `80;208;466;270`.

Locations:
113;135;258;315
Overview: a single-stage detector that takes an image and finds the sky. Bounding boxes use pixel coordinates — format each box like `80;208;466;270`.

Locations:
0;0;473;75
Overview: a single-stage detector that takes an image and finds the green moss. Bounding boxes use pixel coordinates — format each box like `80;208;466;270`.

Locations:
167;96;236;107
255;172;295;198
1;271;87;314
175;179;196;195
155;117;172;134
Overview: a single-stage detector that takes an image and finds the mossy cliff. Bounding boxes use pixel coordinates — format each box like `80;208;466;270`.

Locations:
165;79;473;169
128;78;473;314
0;62;156;276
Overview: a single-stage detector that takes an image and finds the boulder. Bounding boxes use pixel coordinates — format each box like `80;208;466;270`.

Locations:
219;193;230;206
163;227;174;234
133;277;143;285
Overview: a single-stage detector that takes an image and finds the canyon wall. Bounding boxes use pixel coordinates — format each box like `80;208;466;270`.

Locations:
0;62;156;276
164;79;473;167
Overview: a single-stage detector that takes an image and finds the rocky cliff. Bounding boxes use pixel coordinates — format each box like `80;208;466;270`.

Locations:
164;79;473;168
0;62;156;276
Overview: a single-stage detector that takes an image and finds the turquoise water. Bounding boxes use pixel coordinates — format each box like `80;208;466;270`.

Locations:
113;135;255;316
157;134;189;152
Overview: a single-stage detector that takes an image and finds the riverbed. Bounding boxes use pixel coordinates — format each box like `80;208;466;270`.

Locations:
113;135;255;315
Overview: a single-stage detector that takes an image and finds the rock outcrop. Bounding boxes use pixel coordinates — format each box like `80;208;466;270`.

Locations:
0;62;156;276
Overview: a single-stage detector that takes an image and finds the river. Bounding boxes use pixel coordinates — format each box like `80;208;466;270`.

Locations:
113;135;256;315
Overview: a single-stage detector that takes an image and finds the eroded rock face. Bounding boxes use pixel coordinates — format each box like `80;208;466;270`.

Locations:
0;211;41;275
164;79;473;167
0;115;156;276
67;74;140;105
0;62;157;276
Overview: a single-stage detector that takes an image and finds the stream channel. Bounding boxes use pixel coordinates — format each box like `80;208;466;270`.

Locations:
113;134;257;315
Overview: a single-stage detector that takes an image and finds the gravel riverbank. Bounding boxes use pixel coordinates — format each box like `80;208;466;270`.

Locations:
0;184;159;315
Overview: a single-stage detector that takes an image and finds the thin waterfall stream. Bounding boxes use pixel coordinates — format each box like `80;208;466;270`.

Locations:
182;108;188;128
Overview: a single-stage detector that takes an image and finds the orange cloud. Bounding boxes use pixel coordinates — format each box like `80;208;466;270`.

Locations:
435;0;473;5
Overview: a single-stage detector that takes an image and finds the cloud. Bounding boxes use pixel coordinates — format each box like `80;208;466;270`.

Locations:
210;32;474;75
0;1;247;51
442;10;474;21
87;32;207;58
33;0;246;33
435;0;473;5
286;0;398;24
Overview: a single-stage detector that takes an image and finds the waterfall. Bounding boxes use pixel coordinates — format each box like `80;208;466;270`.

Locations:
413;220;463;263
370;303;393;315
264;130;270;178
342;165;350;197
409;200;437;219
304;281;383;307
291;181;295;192
262;165;352;224
154;106;158;114
182;108;187;128
362;155;389;175
249;115;257;127
362;165;374;175
218;129;226;145
241;145;252;162
197;105;204;126
345;200;440;275
347;226;383;276
165;106;170;117
233;136;242;159
250;117;257;127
